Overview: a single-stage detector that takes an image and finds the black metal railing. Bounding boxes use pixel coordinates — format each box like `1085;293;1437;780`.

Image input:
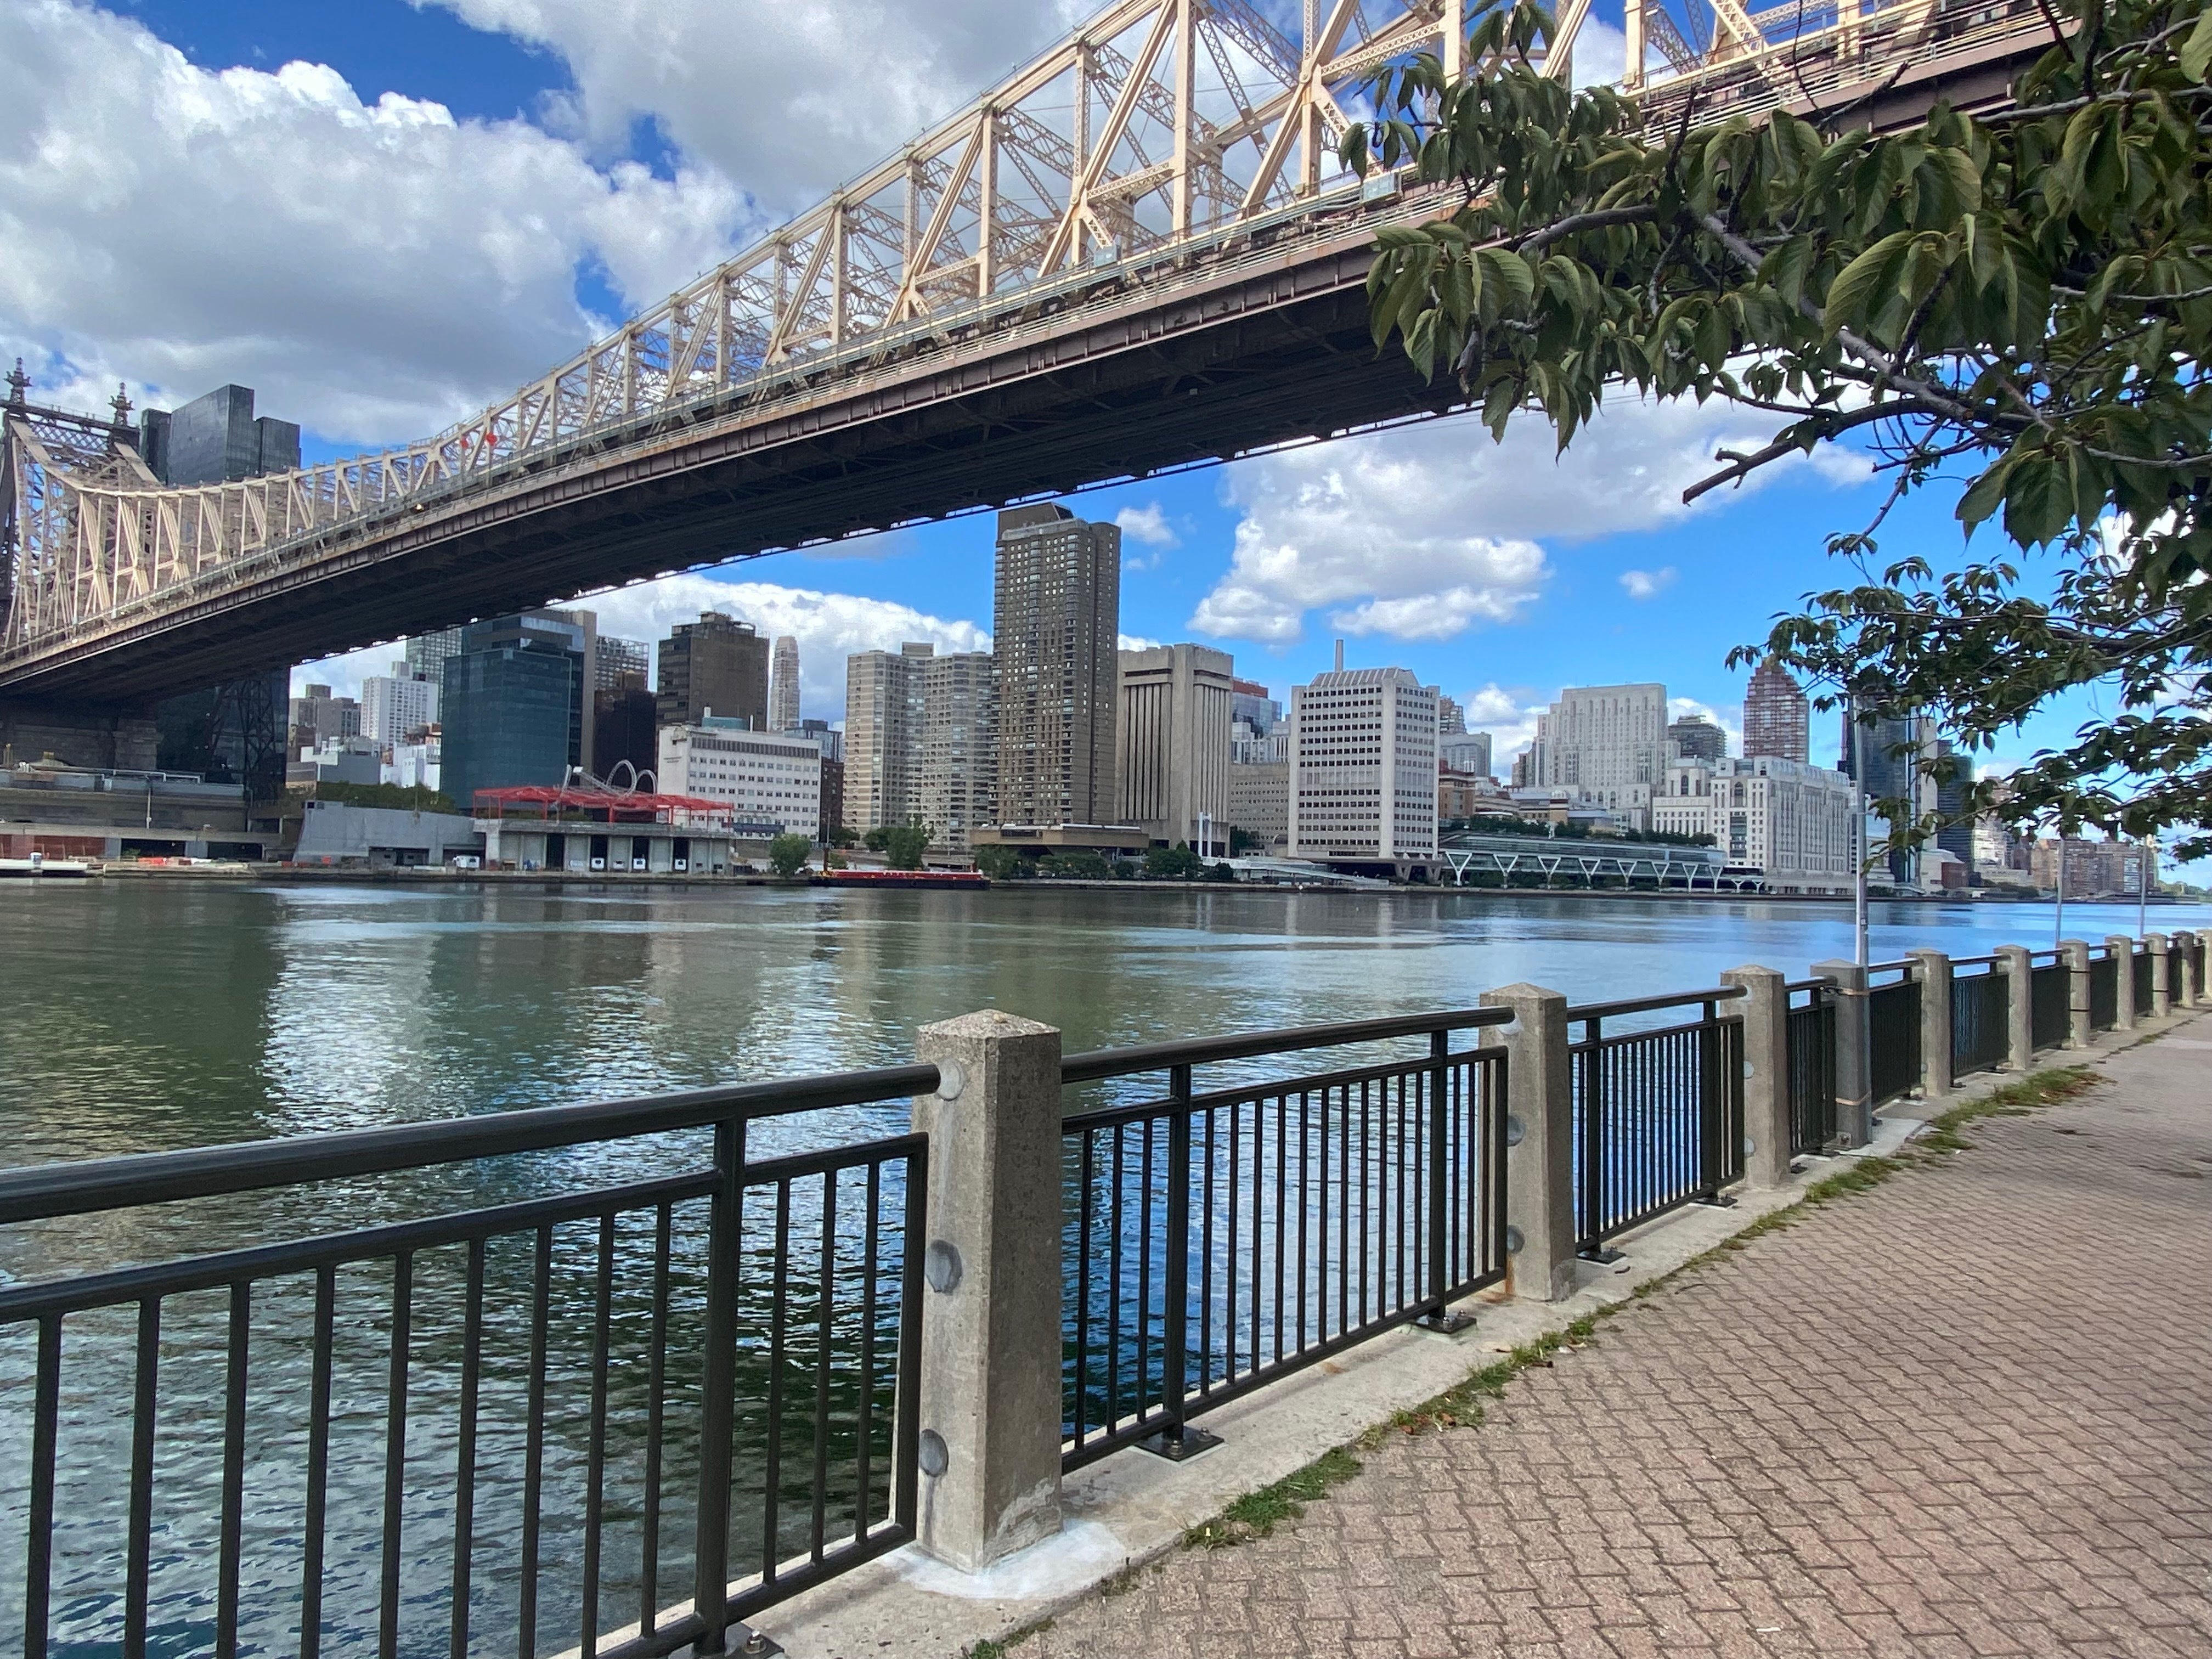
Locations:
2031;955;2070;1049
1057;1010;1512;1469
2089;951;2120;1030
1785;981;1837;1156
1950;959;2010;1079
1867;964;1923;1108
1568;989;1745;1256
0;1068;931;1659
2134;947;2155;1011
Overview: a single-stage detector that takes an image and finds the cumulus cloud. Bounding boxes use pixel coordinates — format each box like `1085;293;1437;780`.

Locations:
295;568;988;721
1114;503;1178;548
420;0;1086;215
0;1;746;444
1118;633;1164;652
1619;567;1677;600
1568;17;1629;88
1194;398;1867;645
1453;682;1549;765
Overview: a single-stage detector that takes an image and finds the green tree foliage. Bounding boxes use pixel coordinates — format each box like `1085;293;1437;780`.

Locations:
862;826;891;852
1143;842;1207;879
1348;0;2212;852
882;821;932;870
1228;826;1268;854
1037;849;1113;879
974;844;1027;879
766;832;813;877
296;781;459;815
826;823;859;849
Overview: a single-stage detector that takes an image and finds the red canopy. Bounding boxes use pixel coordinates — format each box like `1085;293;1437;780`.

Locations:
472;785;734;824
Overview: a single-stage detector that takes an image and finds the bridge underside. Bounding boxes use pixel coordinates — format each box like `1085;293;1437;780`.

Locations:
13;235;1453;702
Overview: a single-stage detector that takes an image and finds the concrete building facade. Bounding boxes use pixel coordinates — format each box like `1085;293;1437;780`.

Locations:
843;643;997;849
993;505;1119;826
1528;683;1668;828
658;722;822;840
1666;714;1726;761
1227;759;1288;850
1116;644;1233;848
361;672;438;743
1440;731;1493;777
1288;667;1439;864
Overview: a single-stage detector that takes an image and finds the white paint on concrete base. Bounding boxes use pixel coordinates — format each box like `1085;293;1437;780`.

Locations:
898;1519;1131;1601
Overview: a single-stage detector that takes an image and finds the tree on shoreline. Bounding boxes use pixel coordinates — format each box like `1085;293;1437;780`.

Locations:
1347;0;2212;856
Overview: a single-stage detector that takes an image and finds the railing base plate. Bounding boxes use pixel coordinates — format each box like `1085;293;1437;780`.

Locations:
1138;1425;1224;1462
1695;1193;1739;1209
1415;1308;1476;1334
1578;1246;1626;1265
727;1624;785;1658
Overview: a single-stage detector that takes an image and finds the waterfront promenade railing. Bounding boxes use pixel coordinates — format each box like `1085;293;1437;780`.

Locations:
0;1066;936;1659
1568;989;1746;1258
1057;1009;1511;1468
2090;949;2121;1031
1950;957;2010;1080
1785;981;1838;1156
0;926;2198;1652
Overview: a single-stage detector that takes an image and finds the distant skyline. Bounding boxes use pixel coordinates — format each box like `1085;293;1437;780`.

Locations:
0;1;2158;861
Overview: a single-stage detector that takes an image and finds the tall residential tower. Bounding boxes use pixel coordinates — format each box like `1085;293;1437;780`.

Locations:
1743;658;1811;763
992;505;1120;826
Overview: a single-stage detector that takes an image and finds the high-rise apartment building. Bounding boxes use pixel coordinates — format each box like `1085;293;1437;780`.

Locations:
769;636;802;731
1743;658;1811;762
287;684;360;757
406;627;467;688
1438;695;1467;735
1288;667;1440;862
1527;683;1668;827
657;612;769;730
1116;644;1234;849
595;636;650;691
992;505;1119;826
843;642;997;849
1666;714;1726;761
1838;708;1961;888
361;670;438;743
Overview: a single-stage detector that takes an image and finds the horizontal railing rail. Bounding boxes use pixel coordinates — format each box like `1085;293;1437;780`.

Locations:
0;1062;943;1223
1058;1011;1507;1469
1562;986;1746;1024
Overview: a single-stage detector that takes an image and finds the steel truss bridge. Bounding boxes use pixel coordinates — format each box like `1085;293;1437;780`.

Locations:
1;0;2049;702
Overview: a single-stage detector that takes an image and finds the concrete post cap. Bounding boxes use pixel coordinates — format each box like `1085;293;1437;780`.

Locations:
918;1009;1058;1041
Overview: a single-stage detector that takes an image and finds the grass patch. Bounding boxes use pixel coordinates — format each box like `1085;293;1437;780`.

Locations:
1914;1064;2097;1154
968;1618;1051;1658
1183;1446;1364;1548
1357;1314;1604;1447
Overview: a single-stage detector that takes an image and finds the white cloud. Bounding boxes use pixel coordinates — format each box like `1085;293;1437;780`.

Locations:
1619;567;1677;600
1117;633;1163;652
1114;503;1178;548
1194;398;1867;645
0;1;746;444
1568;17;1629;89
420;0;1085;216
1453;682;1549;763
295;568;988;722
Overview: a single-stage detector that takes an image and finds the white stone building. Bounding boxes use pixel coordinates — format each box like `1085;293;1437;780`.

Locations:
658;722;822;841
361;671;438;743
1527;683;1668;828
1287;667;1439;864
1652;756;1858;893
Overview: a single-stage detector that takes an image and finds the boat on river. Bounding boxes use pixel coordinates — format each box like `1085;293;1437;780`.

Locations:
0;854;94;877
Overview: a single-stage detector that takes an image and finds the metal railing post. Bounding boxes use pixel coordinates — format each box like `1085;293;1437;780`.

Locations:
1994;945;2033;1072
911;1010;1066;1572
1142;1062;1221;1455
1695;997;1733;1205
2107;935;2138;1029
1418;1027;1474;1332
1576;1016;1616;1262
1723;967;1789;1189
2061;939;2092;1048
1481;984;1577;1302
691;1118;744;1654
1907;949;1953;1099
1812;959;1871;1147
2148;934;2171;1018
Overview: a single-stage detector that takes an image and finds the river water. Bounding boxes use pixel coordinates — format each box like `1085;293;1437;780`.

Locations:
2;881;2202;1657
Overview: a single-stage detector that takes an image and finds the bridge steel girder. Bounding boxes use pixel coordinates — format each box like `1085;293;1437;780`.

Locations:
7;217;1454;702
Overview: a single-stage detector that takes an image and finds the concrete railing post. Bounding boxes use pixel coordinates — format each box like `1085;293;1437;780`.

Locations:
1812;958;1871;1148
911;1010;1065;1573
2061;939;2092;1048
2107;935;2138;1029
1994;945;2034;1073
2148;934;2171;1018
1908;949;1953;1099
1481;983;1577;1302
1722;966;1790;1188
2175;932;2199;1009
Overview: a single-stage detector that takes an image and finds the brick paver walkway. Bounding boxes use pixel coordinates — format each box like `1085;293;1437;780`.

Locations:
1031;1022;2212;1658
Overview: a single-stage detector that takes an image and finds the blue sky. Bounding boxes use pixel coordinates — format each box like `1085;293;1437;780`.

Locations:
3;0;2148;857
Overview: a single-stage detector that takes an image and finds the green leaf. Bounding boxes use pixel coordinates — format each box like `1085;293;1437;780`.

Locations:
1823;230;1912;334
2181;6;2212;81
